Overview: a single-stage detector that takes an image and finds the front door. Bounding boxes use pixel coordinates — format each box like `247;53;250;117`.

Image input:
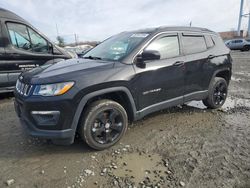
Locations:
132;33;185;113
3;21;53;86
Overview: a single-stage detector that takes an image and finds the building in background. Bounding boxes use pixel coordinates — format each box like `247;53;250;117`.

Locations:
219;30;249;40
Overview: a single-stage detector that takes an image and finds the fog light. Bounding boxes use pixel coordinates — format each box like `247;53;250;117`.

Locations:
31;111;60;126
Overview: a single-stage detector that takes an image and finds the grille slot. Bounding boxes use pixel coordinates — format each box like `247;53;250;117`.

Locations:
16;79;33;96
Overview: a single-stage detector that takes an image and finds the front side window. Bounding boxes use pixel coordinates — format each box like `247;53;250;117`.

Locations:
182;35;207;54
28;28;49;53
7;22;49;53
145;35;180;59
7;22;32;51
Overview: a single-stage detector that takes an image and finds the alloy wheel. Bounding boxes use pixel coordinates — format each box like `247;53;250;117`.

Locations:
91;109;124;144
213;82;227;105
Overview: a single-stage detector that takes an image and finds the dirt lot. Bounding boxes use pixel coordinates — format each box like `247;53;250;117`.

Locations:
0;51;250;188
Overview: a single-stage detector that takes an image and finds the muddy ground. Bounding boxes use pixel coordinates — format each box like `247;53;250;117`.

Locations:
0;51;250;188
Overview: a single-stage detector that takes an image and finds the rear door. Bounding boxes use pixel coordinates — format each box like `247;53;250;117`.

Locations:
181;33;211;101
3;21;54;86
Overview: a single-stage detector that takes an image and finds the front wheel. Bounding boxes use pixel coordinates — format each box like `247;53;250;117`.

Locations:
202;77;228;109
79;99;128;150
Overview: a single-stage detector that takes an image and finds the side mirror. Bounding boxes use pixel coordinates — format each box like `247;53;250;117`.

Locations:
141;50;161;61
48;43;53;53
135;50;161;68
52;45;63;55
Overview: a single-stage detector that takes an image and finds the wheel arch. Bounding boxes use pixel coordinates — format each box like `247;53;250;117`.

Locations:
214;69;231;85
71;87;137;137
243;44;250;48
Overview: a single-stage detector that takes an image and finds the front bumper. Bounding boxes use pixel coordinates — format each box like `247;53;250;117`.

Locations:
14;92;78;145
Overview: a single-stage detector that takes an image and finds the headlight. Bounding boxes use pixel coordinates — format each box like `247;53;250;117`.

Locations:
33;82;74;96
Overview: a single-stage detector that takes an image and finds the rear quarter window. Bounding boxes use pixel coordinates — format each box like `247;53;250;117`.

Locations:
205;35;215;48
182;35;207;54
212;35;227;47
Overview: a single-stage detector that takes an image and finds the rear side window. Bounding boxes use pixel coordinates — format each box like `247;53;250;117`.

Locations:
6;22;50;53
145;35;180;59
182;35;207;54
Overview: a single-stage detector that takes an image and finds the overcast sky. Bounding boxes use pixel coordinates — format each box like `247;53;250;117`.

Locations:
0;0;248;43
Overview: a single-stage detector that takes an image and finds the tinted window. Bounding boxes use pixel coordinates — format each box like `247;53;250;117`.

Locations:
145;36;180;59
205;35;215;48
7;22;32;51
233;40;243;43
7;22;49;53
182;35;207;54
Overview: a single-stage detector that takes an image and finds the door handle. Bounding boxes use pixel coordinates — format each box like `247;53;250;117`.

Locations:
173;61;184;66
208;55;216;59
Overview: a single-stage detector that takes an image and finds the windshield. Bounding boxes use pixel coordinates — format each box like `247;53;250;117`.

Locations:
83;32;150;61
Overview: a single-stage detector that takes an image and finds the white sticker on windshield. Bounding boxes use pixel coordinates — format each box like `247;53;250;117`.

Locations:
130;33;149;38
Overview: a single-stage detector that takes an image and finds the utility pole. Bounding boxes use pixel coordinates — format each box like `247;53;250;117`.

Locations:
74;34;78;46
238;0;244;36
56;23;59;37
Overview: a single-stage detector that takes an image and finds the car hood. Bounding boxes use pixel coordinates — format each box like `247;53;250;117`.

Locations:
21;58;115;84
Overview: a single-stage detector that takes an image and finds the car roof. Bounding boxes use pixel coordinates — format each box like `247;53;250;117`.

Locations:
129;26;217;35
0;8;26;22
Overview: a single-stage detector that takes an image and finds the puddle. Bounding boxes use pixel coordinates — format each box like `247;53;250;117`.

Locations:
222;97;250;110
113;153;166;184
186;97;250;111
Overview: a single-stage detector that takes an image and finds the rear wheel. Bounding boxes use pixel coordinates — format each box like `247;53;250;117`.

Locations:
202;77;228;109
243;45;250;51
79;99;128;150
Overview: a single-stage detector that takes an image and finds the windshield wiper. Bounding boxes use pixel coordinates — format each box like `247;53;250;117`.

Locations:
83;56;102;60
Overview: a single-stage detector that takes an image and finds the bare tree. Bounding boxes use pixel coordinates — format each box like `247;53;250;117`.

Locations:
56;36;65;47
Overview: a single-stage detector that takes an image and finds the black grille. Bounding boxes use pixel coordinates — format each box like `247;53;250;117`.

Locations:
16;79;33;96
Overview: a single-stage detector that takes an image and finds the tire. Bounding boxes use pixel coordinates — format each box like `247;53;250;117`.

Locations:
79;99;128;150
202;77;228;109
243;45;250;51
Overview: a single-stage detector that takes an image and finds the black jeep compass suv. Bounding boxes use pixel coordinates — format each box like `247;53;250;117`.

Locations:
14;26;232;150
